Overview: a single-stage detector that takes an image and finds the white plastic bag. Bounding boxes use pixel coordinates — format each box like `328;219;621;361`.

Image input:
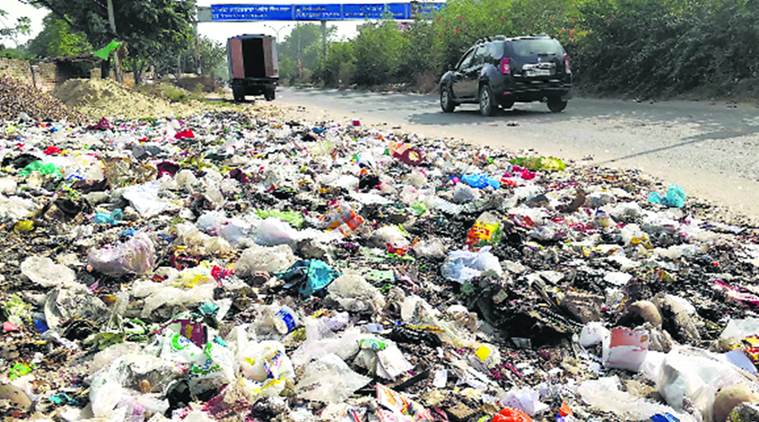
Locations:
236;244;296;275
295;353;371;403
255;217;299;246
441;246;502;283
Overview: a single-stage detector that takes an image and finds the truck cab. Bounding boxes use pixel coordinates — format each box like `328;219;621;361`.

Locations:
227;34;279;102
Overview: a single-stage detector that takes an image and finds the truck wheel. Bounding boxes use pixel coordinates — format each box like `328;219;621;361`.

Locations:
264;88;276;101
547;98;568;113
233;89;244;103
479;84;496;117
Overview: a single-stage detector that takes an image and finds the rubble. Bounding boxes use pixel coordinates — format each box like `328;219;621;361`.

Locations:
1;106;758;422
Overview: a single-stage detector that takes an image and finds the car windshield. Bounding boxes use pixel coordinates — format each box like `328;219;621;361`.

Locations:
511;39;563;56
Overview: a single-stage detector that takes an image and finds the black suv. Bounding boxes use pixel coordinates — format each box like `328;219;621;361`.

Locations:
440;35;572;116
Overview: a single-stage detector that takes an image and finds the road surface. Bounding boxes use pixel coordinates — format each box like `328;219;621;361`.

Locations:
276;87;759;218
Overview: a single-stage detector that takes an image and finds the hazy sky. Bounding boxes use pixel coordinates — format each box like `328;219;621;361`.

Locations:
1;0;391;46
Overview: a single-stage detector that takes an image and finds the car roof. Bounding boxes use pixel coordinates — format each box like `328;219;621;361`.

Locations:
473;34;555;46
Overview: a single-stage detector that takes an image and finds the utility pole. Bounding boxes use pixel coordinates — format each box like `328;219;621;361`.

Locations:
320;20;327;64
106;0;123;83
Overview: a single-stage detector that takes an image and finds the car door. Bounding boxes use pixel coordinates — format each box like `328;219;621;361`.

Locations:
463;45;487;98
452;48;475;99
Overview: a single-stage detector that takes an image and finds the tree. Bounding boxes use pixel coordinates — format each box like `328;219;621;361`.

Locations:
352;20;408;86
28;13;91;57
0;8;31;48
278;24;335;82
24;0;195;84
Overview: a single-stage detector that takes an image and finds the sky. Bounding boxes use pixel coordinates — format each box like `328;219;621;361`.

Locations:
1;0;392;46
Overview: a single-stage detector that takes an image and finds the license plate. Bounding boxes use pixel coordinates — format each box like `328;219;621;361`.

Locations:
526;69;552;77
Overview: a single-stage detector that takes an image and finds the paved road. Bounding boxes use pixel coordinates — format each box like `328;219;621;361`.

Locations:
276;87;759;218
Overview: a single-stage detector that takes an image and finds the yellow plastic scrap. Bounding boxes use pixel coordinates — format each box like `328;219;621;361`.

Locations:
13;220;34;232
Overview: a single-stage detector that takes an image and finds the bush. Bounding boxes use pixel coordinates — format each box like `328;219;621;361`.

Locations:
352;20;408;86
287;0;759;97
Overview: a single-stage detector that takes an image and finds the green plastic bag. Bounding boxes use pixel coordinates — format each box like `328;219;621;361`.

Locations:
94;39;122;60
256;209;305;228
18;160;62;178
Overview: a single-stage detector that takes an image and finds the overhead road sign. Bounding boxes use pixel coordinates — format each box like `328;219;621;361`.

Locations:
197;3;446;22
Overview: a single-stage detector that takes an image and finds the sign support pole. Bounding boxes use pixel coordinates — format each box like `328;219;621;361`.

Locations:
320;20;327;64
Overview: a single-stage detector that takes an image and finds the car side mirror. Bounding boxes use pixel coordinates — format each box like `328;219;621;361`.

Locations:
448;64;454;71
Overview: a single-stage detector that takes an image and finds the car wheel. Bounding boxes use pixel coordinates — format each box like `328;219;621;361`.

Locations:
547;98;568;113
479;84;496;116
264;88;276;101
440;85;456;113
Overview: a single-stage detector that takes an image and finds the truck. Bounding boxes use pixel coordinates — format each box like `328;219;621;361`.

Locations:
227;34;278;102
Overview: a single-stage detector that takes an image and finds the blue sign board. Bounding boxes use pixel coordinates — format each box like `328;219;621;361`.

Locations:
211;4;294;21
209;3;445;21
294;4;343;20
343;3;407;20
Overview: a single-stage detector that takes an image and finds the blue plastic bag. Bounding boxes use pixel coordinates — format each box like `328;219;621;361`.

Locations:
650;413;680;422
277;260;340;296
648;185;686;208
461;173;500;189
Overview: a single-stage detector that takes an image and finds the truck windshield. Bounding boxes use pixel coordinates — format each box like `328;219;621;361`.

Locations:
511;39;563;56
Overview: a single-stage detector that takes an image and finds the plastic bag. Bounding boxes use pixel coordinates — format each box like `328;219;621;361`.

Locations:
255;217;300;246
132;281;215;317
648;185;686;208
602;327;649;371
20;256;77;288
88;232;156;275
461;173;500;189
326;271;386;313
295;353;371;403
721;318;759;341
656;347;753;421
578;376;686;420
236;244;296;275
441;246;502;283
499;388;548;416
122;181;168;217
255;209;305;228
277;259;340;296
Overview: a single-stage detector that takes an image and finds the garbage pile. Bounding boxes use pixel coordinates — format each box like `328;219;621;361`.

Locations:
0;76;84;123
1;110;758;422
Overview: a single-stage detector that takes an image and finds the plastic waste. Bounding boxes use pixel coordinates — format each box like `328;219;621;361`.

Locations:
603;327;649;371
453;183;480;203
131;281;215;317
295;353;371;403
461;173;501;189
656;347;753;421
578;376;686;420
255;209;305;228
236;244;296;275
721;318;759;341
93;208;123;225
492;407;533;422
88;232;156;275
510;156;566;172
277;259;340;296
255;217;300;246
466;211;503;250
648;185;687;208
323;202;364;237
441;246;502;283
20;256;77;288
122;181;168;217
326;271;386;313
